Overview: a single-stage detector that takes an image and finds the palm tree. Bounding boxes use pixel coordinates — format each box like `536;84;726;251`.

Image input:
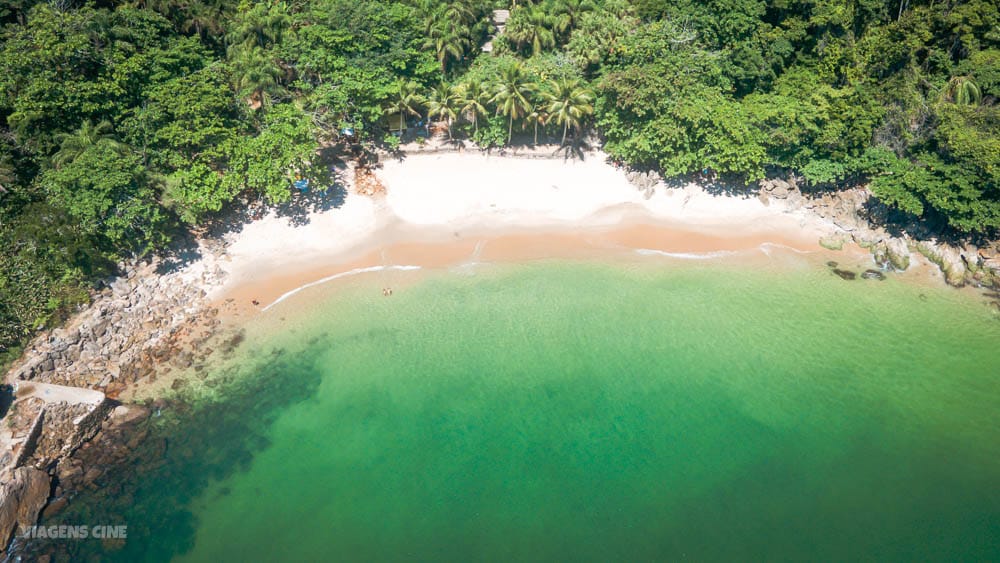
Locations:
492;62;536;145
386;79;424;135
425;83;459;139
943;76;982;106
543;78;594;146
181;1;224;41
456;79;489;134
506;5;556;56
52;120;124;169
231;46;283;109
553;0;596;37
424;19;470;74
525;107;548;145
441;1;477;28
227;1;291;52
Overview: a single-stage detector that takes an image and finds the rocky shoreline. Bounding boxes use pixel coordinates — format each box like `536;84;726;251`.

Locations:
0;240;229;554
2;152;999;555
626;167;1000;290
757;177;1000;290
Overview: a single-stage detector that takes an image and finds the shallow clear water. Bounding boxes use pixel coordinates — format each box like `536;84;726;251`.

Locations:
37;258;1000;561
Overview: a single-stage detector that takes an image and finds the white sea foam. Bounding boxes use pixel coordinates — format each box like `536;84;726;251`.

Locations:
471;240;486;260
262;265;422;311
450;261;486;276
635;249;739;260
758;242;816;257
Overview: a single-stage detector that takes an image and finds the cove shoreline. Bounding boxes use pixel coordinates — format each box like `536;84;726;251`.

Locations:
2;147;998;554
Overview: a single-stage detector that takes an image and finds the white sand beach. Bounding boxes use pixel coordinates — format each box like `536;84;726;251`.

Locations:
213;151;839;301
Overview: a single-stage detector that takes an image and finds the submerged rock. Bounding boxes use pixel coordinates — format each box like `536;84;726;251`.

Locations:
832;269;857;280
861;269;886;281
826;261;839;268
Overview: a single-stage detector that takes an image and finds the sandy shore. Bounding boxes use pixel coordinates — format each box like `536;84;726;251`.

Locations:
212;151;842;309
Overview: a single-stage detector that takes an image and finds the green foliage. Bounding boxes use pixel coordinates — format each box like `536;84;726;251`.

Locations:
543;78;594;145
506;5;557;56
871;152;1000;232
222;104;320;204
286;0;437;139
491;60;537;143
382;133;402;152
124;65;239;168
162;161;235;224
565;8;637;74
4;0;1000;359
0;5;176;153
596;21;768;178
470;115;509;148
944;76;982;106
742;68;884;171
961;50;1000;96
39;144;169;254
425;83;459;138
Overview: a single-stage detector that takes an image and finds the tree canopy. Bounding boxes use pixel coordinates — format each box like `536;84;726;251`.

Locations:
1;0;999;362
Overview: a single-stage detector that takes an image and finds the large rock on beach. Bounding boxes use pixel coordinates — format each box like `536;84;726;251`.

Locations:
0;467;50;544
759;178;791;199
819;234;846;251
886;238;911;271
916;241;968;287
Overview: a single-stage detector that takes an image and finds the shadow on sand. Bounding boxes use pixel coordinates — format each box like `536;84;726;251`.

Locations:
154;150;352;276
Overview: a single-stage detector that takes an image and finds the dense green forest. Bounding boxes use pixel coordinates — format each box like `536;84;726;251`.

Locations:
1;0;998;363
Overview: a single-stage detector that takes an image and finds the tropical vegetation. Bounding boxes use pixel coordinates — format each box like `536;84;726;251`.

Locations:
1;0;999;364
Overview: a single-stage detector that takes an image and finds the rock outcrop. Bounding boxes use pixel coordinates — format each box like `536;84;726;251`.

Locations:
0;467;50;546
6;245;226;397
1;242;227;553
886;238;911;271
915;241;969;287
52;405;155;507
624;170;660;199
819;234;847;250
756;177;1000;288
0;382;112;550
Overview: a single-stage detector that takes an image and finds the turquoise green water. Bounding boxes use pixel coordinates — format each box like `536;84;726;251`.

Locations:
38;258;1000;560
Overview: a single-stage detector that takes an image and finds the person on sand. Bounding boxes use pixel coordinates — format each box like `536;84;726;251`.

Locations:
252;299;260;306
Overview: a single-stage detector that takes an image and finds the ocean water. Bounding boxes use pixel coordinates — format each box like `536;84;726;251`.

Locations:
34;257;1000;561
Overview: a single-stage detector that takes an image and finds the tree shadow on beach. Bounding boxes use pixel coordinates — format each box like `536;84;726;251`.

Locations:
273;183;348;227
272;148;351;226
153;231;208;276
152;158;351;274
644;171;759;199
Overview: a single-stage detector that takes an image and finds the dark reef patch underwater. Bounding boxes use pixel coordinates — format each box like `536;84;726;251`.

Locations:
22;260;1000;561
